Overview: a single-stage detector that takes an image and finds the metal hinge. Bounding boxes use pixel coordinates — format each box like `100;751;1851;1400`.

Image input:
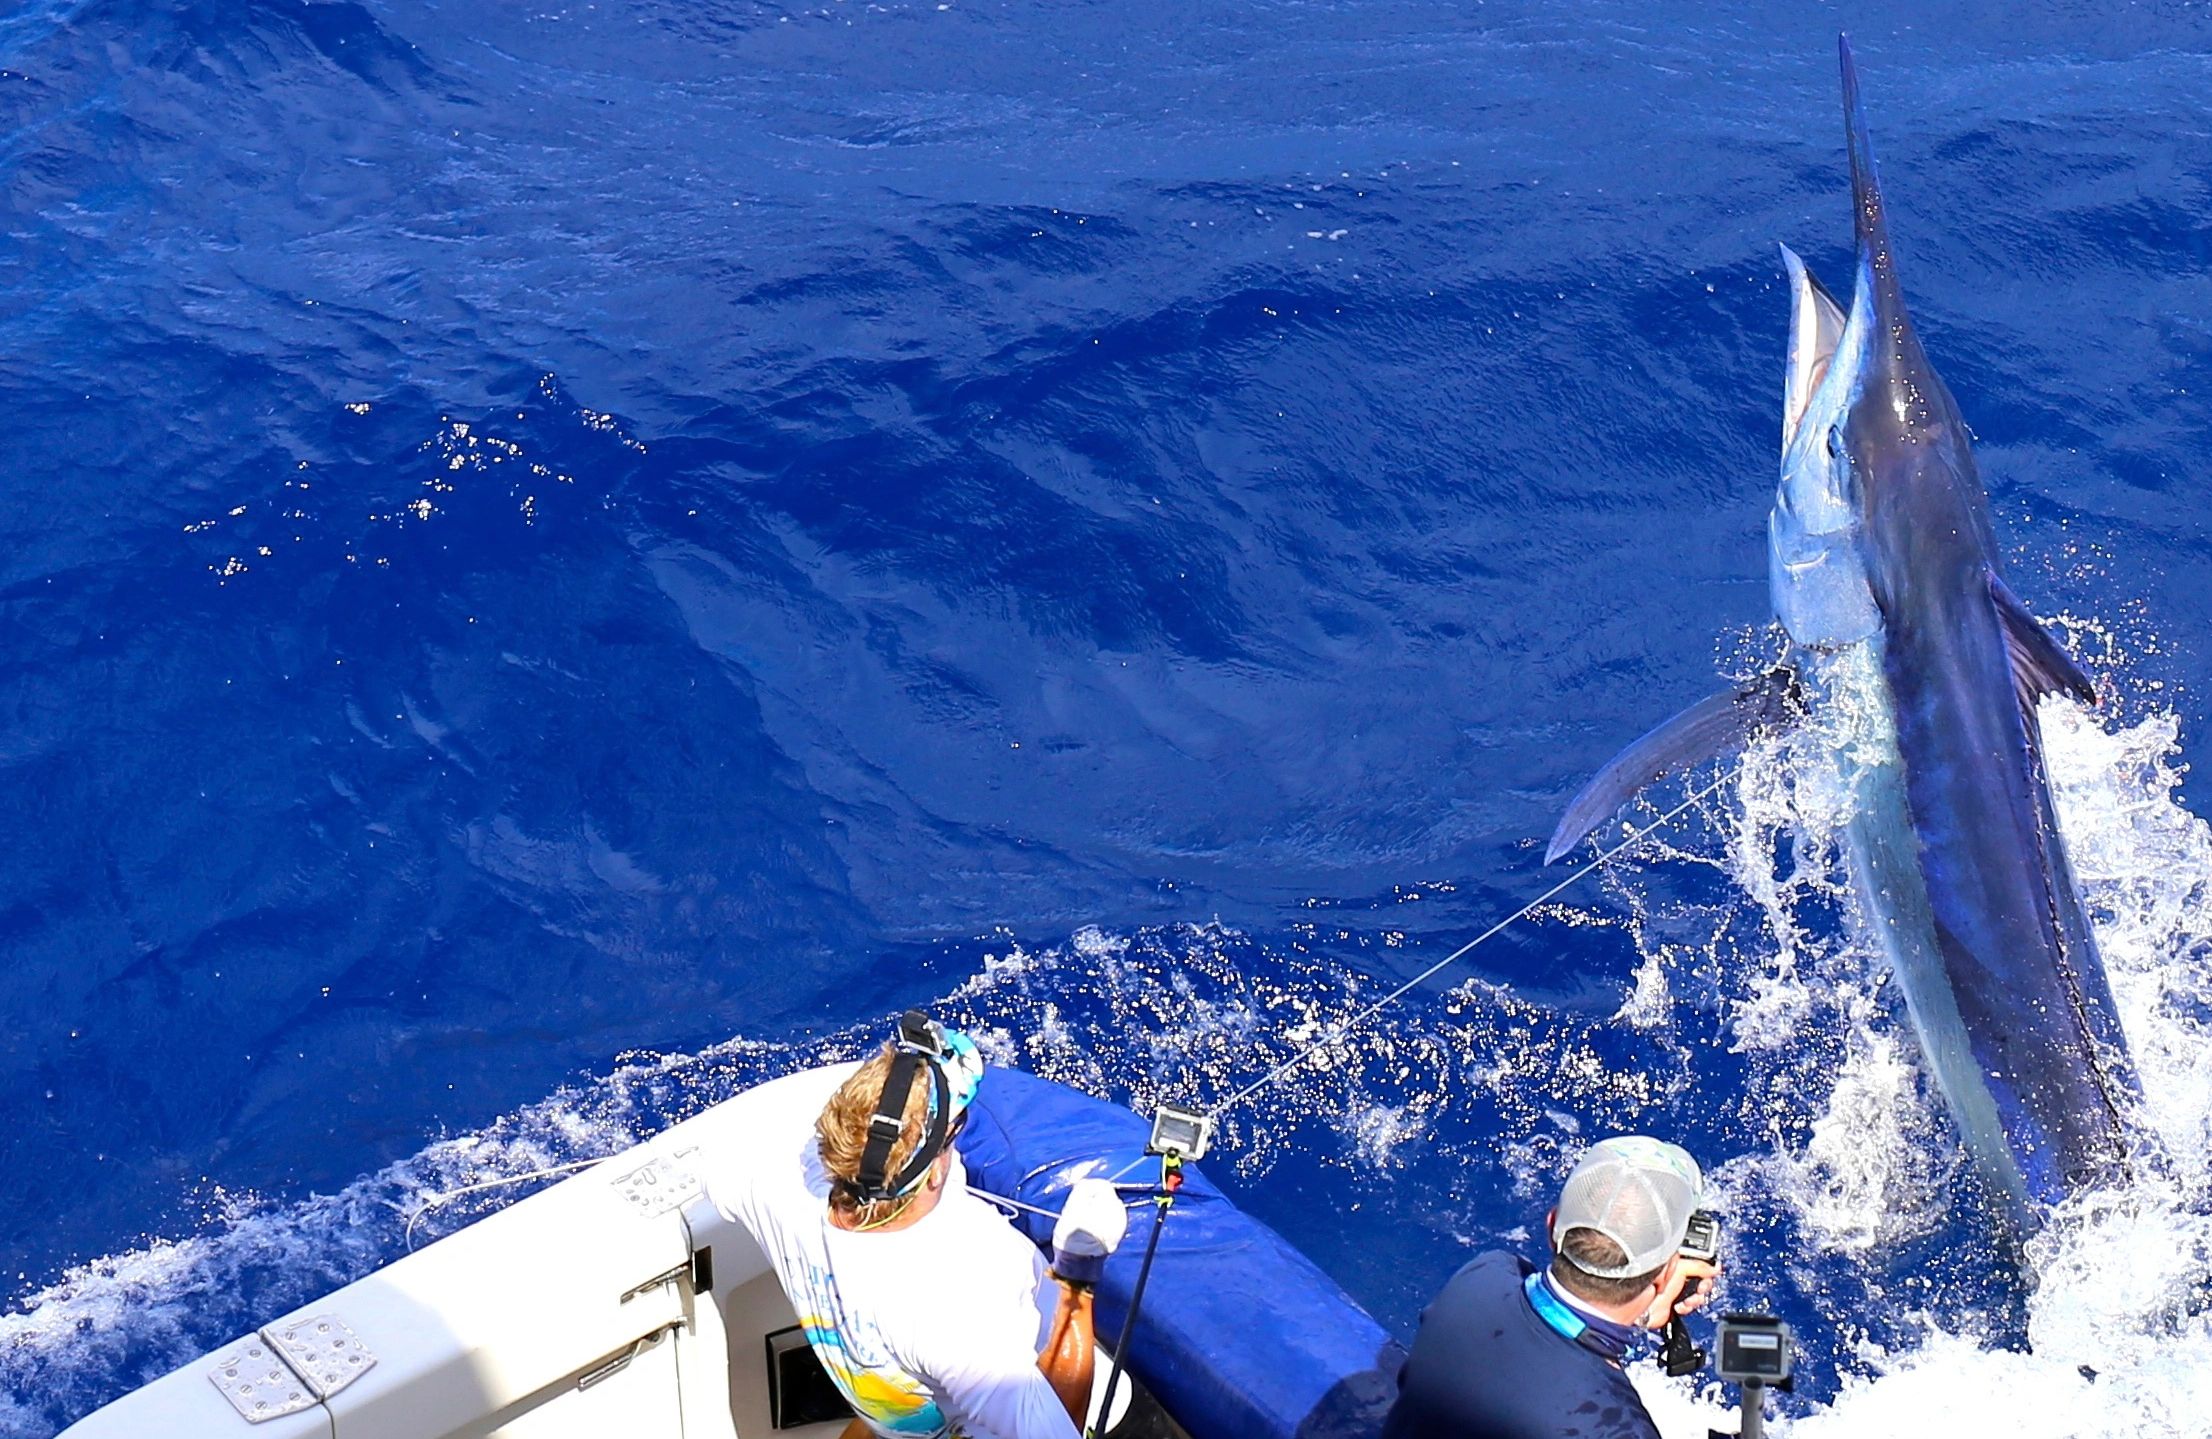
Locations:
577;1326;672;1391
620;1259;694;1305
207;1314;378;1424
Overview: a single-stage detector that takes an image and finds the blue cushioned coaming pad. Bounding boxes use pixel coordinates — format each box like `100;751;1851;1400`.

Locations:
956;1068;1405;1439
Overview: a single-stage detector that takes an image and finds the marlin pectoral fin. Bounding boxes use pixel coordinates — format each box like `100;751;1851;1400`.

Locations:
1988;572;2098;708
1545;667;1803;864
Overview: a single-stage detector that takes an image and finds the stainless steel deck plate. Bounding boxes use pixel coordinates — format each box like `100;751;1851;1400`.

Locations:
207;1340;315;1424
612;1147;701;1217
265;1314;377;1399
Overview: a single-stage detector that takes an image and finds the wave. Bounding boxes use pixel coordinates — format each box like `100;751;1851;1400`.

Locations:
0;909;1708;1434
8;689;2209;1437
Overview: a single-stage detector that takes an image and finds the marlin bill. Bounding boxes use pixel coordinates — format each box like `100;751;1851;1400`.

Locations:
1548;37;2141;1222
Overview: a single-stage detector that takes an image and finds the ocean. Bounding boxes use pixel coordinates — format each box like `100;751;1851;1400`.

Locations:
4;1;2211;1434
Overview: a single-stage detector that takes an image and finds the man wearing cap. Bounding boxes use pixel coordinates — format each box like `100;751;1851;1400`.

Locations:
705;1019;1126;1439
1381;1136;1720;1439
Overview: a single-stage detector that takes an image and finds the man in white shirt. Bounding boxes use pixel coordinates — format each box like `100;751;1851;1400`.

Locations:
707;1015;1124;1439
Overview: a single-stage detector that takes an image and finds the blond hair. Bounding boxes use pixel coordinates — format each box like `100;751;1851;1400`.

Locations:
818;1044;934;1223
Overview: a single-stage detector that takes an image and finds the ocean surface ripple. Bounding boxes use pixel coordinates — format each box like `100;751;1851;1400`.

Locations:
4;2;2212;1435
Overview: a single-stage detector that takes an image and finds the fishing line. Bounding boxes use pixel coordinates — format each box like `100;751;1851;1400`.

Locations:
402;1159;606;1250
1205;766;1738;1125
968;1180;1169;1222
411;777;1726;1277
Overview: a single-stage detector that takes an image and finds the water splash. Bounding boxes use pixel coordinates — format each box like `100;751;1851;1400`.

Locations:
1530;620;2212;1436
1731;691;2212;1435
8;696;2208;1437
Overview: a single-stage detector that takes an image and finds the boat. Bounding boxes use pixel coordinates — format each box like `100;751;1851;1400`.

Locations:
58;1065;1403;1439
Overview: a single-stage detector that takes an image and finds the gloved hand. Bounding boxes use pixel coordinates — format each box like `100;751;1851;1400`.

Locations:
1049;1178;1128;1287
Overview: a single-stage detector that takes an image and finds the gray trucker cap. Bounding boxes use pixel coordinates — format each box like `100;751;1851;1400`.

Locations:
1550;1136;1704;1278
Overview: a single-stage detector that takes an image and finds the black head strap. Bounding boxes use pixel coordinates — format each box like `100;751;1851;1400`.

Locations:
853;1010;953;1204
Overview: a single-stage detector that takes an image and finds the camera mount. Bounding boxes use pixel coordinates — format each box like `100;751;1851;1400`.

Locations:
1714;1312;1794;1439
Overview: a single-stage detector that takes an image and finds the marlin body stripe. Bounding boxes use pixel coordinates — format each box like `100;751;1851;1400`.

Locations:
1549;38;2139;1221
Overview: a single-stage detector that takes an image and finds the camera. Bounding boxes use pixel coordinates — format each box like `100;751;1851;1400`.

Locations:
1147;1105;1214;1161
1715;1313;1793;1439
1679;1210;1721;1264
895;1009;950;1059
1715;1313;1794;1387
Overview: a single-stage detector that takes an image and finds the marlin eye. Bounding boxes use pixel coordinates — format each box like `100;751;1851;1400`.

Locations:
1827;430;1863;510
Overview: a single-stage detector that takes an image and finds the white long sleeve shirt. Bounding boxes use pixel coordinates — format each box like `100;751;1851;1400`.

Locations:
704;1064;1080;1439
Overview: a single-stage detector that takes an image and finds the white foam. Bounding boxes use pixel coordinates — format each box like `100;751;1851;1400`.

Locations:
1615;948;1674;1029
1631;1359;1740;1438
1776;1007;1953;1256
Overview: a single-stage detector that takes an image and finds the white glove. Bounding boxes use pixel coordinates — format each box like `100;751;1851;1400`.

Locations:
1049;1178;1128;1286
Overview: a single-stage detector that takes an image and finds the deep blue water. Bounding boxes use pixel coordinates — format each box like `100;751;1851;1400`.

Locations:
7;2;2212;1434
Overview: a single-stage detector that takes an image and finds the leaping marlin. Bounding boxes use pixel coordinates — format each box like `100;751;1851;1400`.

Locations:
1547;37;2139;1221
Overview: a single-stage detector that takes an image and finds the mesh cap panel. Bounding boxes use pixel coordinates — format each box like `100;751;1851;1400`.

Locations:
1551;1136;1704;1277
